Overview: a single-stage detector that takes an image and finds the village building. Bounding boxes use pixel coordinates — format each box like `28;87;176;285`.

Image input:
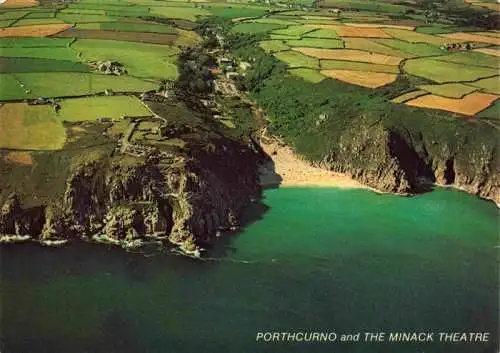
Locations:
226;72;240;79
239;61;252;71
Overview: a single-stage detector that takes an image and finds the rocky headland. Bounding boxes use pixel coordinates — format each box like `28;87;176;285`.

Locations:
0;99;266;255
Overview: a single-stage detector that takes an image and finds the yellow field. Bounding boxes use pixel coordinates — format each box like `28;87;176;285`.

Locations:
405;92;498;116
343;23;415;31
473;48;500;57
5;151;33;166
0;0;38;8
474;2;500;11
293;48;403;65
320;69;398;88
440;32;500;45
0;103;66;150
0;24;72;37
471;32;500;38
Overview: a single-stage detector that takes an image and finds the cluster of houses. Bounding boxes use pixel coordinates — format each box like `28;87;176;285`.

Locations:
210;56;252;79
440;42;474;51
29;97;61;112
89;61;127;76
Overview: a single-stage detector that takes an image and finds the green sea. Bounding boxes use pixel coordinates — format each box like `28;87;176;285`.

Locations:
0;188;498;353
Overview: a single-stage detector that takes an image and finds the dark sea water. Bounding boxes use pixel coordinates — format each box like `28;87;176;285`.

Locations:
0;188;498;353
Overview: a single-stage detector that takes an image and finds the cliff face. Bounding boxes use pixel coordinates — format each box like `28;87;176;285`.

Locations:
319;119;499;203
0;135;262;251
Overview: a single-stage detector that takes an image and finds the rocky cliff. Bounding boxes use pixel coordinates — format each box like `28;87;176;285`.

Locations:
317;116;499;204
0;110;264;253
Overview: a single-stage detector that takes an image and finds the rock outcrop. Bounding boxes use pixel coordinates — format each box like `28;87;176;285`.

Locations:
318;119;499;203
0;134;263;252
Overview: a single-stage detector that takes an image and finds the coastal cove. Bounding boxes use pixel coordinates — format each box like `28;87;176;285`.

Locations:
1;187;498;353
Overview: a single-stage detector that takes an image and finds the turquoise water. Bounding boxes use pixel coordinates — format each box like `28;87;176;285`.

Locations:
1;188;498;353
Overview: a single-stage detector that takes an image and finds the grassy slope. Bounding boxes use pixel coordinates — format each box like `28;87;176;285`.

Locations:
0;57;89;73
71;39;179;79
403;58;497;83
274;51;320;69
58;96;152;121
0;47;79;61
8;73;157;100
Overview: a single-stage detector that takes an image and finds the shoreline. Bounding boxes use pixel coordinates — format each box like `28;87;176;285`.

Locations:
259;139;379;192
258;139;499;207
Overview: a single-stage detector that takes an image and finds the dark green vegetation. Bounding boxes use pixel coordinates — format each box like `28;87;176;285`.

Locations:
477;100;500;127
231;22;285;34
203;17;498;198
99;22;176;34
209;6;268;19
0;57;88;73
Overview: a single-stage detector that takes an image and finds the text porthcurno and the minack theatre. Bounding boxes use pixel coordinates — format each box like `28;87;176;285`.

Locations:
255;331;491;344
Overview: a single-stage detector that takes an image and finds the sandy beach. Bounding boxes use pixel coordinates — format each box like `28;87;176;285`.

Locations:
259;139;374;190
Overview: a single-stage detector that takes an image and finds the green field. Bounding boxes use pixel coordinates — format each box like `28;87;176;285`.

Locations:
58;96;152;121
6;73;157;100
274;51;320;69
320;59;400;73
467;76;500;94
232;22;285;34
415;25;462;34
270;34;301;40
391;90;428;103
288;68;325;83
374;39;446;57
343;38;411;58
418;83;478;98
59;8;108;16
403;58;498;83
0;47;80;62
248;18;299;26
149;6;209;21
99;22;176;34
259;40;290;53
57;13;119;24
24;11;57;19
303;28;340;39
0;11;27;21
209;6;267;19
0;37;74;48
286;38;344;49
0;75;27;101
382;28;457;46
12;18;66;26
0;57;89;74
477;100;500;119
0;19;15;28
435;51;499;69
319;0;409;13
71;39;179;79
272;25;316;37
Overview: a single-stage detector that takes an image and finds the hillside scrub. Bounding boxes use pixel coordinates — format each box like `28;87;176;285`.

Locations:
221;29;498;200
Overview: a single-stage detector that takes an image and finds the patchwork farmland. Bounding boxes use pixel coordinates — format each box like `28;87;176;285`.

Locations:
241;2;499;118
0;0;206;152
0;0;498;156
